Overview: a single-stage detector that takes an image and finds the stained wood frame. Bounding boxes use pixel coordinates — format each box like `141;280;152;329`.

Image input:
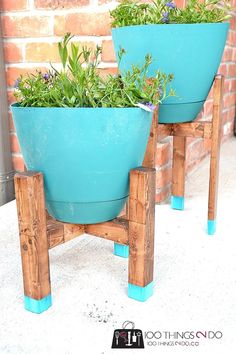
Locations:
14;75;223;304
158;75;224;232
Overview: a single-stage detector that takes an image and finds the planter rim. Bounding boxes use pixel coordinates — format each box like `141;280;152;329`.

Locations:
112;21;230;31
11;103;153;112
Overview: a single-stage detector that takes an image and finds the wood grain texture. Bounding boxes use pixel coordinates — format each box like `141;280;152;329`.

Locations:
157;122;212;139
208;75;224;220
172;136;186;197
128;167;155;287
47;214;84;249
172;122;212;139
14;172;51;300
143;108;158;168
85;218;128;245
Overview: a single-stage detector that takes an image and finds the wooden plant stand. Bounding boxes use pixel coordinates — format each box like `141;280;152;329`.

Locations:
157;75;224;235
14;109;158;314
14;75;223;314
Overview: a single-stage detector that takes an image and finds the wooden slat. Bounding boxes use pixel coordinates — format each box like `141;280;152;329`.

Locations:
172;122;212;139
143;108;158;168
208;75;224;221
128;167;155;287
47;214;85;249
14;172;51;300
85;218;128;245
172;136;186;197
157;122;212;139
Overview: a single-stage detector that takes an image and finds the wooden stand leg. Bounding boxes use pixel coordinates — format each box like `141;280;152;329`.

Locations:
171;136;186;210
14;172;52;313
114;109;158;257
128;167;155;301
208;75;224;235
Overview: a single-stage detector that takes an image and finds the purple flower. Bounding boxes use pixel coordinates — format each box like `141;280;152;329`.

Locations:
14;78;20;89
43;73;50;80
165;2;176;9
145;102;156;111
161;11;169;23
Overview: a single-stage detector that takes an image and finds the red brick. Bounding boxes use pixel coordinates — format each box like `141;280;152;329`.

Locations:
101;40;116;62
2;16;52;37
8;112;15;132
12;155;24;171
203;99;213;117
218;63;227;77
227;30;236;47
0;0;28;11
232;48;236;61
155;185;171;203
10;134;20;153
224;93;236;108
228;64;236;77
25;41;96;63
3;43;23;63
35;0;88;8
156;166;172;189
54;13;111;36
230;17;236;30
156;142;171;166
98;67;118;78
222;46;232;62
7;90;16;105
25;43;60;63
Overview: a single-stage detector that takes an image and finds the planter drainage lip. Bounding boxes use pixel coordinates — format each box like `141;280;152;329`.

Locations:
46;196;128;224
112;22;230;31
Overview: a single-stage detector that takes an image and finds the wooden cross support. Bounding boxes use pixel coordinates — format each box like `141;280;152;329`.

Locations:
14;110;157;314
157;75;224;235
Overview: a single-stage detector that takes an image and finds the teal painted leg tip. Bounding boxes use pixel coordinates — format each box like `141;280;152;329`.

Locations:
24;294;52;314
208;220;216;236
114;243;129;258
128;282;154;302
171;196;184;210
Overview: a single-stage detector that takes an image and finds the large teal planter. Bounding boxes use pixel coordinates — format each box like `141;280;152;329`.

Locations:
112;23;229;123
11;104;152;224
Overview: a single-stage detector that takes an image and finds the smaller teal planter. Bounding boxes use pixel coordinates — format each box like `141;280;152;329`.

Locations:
112;23;229;123
11;104;152;224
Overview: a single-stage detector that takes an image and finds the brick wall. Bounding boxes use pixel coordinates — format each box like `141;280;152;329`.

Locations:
0;0;235;202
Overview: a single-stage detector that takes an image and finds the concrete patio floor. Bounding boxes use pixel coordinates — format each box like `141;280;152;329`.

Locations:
0;138;236;354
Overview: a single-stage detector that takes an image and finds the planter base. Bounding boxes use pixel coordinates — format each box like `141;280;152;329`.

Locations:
46;197;128;224
159;101;204;124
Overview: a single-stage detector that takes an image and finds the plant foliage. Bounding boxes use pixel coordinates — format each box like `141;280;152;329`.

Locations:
110;0;232;27
14;33;175;109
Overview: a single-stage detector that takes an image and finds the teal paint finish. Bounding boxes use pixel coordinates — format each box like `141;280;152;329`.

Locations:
24;294;52;314
128;282;154;302
112;23;229;123
11;105;152;224
171;196;184;210
114;243;129;258
208;220;216;235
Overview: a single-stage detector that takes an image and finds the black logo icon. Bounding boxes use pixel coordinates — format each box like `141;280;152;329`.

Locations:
111;321;144;349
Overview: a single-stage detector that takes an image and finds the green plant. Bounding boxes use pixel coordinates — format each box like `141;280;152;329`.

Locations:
14;33;175;109
110;0;232;27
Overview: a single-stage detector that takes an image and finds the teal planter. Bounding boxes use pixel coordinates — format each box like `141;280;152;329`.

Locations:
11;104;152;224
112;23;229;123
